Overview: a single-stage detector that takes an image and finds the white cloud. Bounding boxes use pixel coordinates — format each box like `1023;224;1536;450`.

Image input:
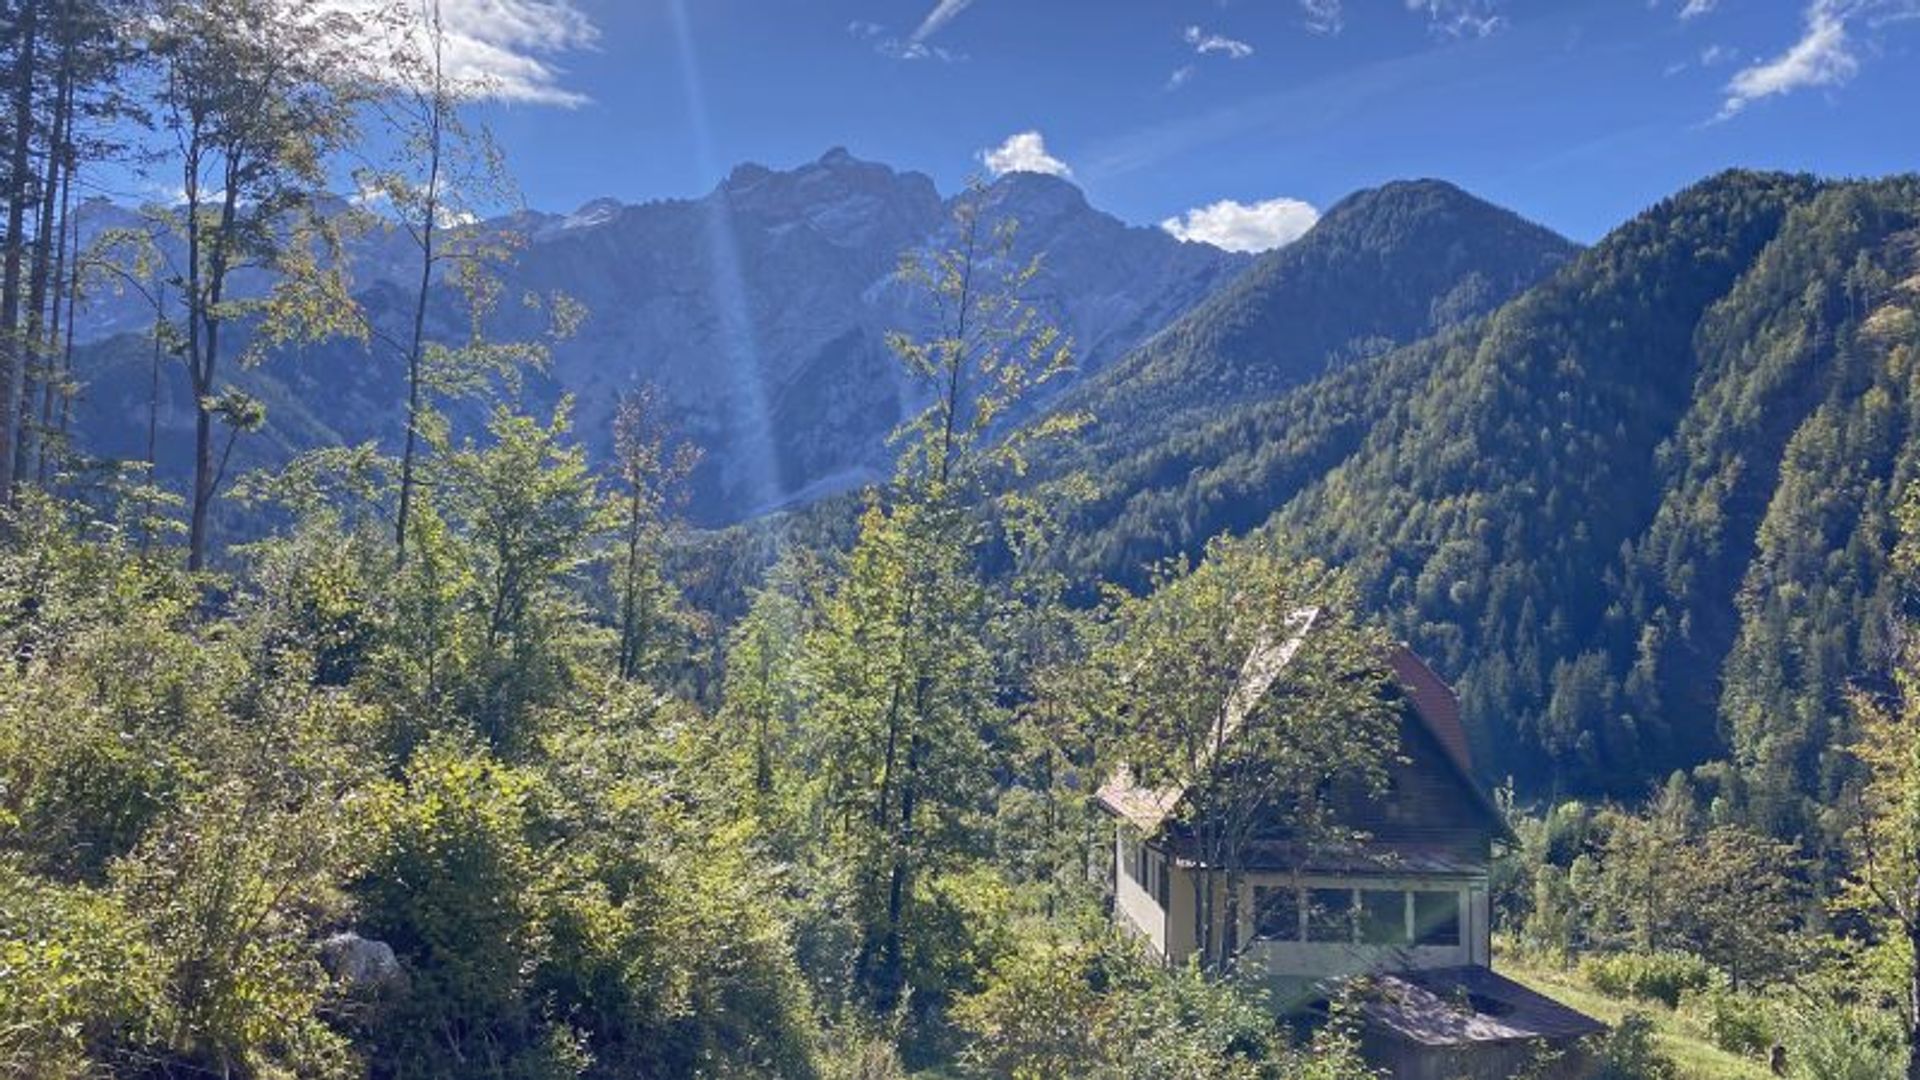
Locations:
848;12;963;61
1720;0;1857;117
1183;25;1255;59
1166;64;1196;91
912;0;977;42
1160;197;1319;253
1679;0;1719;18
1700;43;1739;65
979;131;1072;178
1300;0;1345;34
1405;0;1506;38
320;0;599;106
877;37;963;62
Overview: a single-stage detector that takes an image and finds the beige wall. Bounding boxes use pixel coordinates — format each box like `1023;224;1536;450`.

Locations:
1113;831;1169;958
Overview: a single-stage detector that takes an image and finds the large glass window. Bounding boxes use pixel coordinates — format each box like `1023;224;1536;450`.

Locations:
1360;890;1409;945
1253;885;1301;941
1414;890;1462;947
1306;888;1354;942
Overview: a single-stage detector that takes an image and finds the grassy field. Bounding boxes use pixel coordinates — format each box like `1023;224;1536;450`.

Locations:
1496;953;1774;1080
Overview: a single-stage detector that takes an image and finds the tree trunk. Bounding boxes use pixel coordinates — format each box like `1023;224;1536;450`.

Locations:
1908;914;1920;1080
0;0;40;508
618;489;642;678
19;31;70;488
38;107;74;487
878;722;926;1010
396;1;445;562
187;175;240;572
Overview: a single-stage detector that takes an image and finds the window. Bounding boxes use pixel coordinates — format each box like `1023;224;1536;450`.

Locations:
1360;890;1408;945
1156;853;1171;908
1120;835;1140;884
1306;888;1354;942
1253;885;1301;941
1414;890;1462;947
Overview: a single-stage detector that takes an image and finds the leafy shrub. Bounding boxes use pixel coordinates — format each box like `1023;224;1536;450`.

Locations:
0;862;160;1075
1580;951;1716;1007
1777;999;1903;1080
1590;1012;1677;1080
1686;987;1774;1058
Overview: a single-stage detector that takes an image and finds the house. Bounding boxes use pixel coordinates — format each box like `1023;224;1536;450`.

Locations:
1096;628;1605;1079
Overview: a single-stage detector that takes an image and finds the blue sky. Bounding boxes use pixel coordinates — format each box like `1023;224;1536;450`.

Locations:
184;1;1920;247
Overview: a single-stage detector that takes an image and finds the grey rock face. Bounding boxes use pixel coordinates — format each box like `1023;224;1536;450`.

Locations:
319;932;403;989
69;149;1249;526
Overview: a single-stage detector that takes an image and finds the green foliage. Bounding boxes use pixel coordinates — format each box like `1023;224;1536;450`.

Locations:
0;860;158;1076
1580;953;1717;1009
1101;533;1398;970
355;740;551;1075
1689;988;1775;1058
1590;1012;1679;1080
954;931;1376;1080
1776;999;1904;1080
437;404;606;751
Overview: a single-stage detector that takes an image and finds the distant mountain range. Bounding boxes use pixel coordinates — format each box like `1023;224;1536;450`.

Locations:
69;148;1248;525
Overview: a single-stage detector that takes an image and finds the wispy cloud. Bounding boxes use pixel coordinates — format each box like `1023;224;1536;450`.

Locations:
1161;196;1320;253
1184;25;1255;59
1720;0;1859;117
322;0;599;106
1680;0;1719;18
1301;0;1345;34
1718;0;1920;118
847;16;961;62
1404;0;1506;39
1166;65;1196;92
912;0;977;43
979;131;1072;178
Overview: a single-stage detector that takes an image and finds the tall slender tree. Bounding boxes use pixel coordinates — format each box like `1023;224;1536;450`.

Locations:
610;384;700;682
799;187;1078;1008
0;0;42;509
350;0;517;563
148;0;364;569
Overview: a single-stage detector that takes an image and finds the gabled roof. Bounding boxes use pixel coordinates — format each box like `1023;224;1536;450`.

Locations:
1096;609;1319;834
1096;628;1502;839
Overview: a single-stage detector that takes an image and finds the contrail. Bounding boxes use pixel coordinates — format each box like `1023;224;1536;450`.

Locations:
912;0;977;43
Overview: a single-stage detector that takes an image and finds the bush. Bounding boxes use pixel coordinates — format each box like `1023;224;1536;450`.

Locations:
1580;951;1716;1008
1777;999;1903;1080
1686;987;1773;1058
0;862;160;1075
1590;1012;1677;1080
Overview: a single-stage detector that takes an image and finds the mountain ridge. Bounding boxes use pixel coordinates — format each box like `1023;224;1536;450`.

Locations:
68;147;1251;525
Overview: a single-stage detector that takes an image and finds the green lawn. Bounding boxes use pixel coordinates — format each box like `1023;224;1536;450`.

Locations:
1496;953;1773;1080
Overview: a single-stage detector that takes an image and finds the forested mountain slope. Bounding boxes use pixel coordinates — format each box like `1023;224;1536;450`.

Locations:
1040;179;1578;472
1261;172;1920;813
1029;171;1920;821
